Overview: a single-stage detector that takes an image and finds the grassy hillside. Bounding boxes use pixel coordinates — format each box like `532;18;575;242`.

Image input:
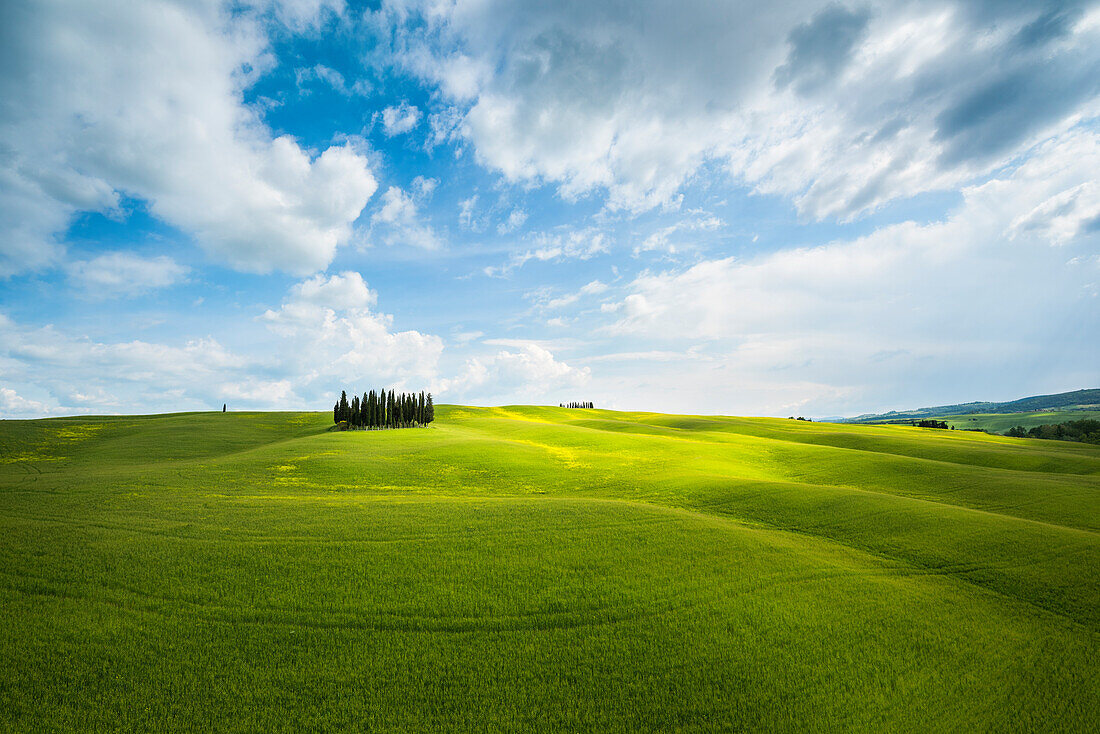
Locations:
1;407;1097;731
841;387;1100;423
942;409;1100;433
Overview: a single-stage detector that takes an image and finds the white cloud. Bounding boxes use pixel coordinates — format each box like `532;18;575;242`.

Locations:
598;126;1100;414
0;268;603;414
380;101;422;136
0;387;53;419
0;270;443;414
67;252;189;297
537;279;609;310
411;175;438;198
370;186;442;249
1;0;378;276
497;207;528;234
0;309;262;415
296;63;371;96
634;213;723;255
451;328;484;344
289;270;377;309
381;0;1100;218
261;271;444;386
269;0;346;31
218;379;296;403
485;227;609;276
437;342;589;400
458;195;484;231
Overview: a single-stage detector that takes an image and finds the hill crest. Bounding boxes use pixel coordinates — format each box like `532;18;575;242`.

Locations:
837;388;1100;424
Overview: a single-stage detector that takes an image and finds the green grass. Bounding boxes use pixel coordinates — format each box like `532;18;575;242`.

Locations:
1;406;1097;731
939;409;1100;433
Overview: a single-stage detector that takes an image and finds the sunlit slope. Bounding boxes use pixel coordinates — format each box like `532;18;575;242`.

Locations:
1;407;1097;732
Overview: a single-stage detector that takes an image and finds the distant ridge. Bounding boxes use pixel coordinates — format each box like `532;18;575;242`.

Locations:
836;388;1100;424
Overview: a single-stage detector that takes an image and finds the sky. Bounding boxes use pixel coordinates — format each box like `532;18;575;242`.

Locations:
1;0;1098;419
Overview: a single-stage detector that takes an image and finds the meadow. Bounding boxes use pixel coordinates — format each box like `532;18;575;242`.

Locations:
1;406;1097;731
939;409;1100;433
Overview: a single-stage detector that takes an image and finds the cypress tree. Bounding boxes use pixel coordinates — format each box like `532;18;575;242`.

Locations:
333;400;339;424
426;393;434;424
339;390;349;423
351;395;360;427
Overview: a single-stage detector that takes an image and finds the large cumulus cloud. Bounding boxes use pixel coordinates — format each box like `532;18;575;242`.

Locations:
379;0;1100;218
0;0;377;276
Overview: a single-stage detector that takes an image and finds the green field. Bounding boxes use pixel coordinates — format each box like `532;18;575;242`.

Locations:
940;409;1100;433
2;407;1098;731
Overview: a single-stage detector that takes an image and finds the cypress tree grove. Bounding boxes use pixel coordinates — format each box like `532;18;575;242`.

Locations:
561;401;596;409
332;388;436;430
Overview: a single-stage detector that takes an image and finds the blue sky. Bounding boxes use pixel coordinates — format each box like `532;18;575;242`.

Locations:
1;0;1098;418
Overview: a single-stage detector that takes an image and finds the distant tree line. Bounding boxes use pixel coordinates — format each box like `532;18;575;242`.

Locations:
1005;419;1100;444
916;419;949;429
561;401;594;409
787;416;813;422
333;389;434;429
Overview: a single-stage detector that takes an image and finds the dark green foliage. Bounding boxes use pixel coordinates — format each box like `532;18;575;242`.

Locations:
1005;419;1100;444
333;388;435;430
338;390;350;424
561;401;595;409
917;419;949;429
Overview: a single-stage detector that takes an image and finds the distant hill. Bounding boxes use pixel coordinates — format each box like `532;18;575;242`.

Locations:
837;388;1100;424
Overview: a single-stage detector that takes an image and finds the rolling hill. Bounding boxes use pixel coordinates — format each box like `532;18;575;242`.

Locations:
1;407;1097;731
836;387;1100;424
